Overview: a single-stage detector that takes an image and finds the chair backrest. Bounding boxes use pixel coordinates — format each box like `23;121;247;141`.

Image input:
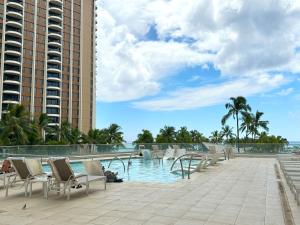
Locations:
1;159;12;173
83;160;104;176
9;158;31;180
51;158;74;182
208;146;216;154
152;145;159;152
26;159;44;176
173;145;180;150
174;149;186;158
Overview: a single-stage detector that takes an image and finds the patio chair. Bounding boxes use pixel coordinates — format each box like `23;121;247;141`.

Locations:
174;149;186;159
48;158;106;200
83;160;106;189
163;148;175;160
6;158;49;198
152;145;163;159
0;160;16;188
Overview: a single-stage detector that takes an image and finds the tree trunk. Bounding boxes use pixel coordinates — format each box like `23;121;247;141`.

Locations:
236;112;240;153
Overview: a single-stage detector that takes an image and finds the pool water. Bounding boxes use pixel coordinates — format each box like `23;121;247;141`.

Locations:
43;158;194;183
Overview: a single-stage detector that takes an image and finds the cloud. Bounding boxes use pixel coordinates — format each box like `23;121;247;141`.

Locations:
97;0;300;109
133;74;287;111
277;88;294;96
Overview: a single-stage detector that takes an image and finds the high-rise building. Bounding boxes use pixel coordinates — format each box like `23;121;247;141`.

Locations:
0;0;96;133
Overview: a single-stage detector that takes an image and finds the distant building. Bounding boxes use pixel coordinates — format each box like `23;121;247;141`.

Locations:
0;0;96;133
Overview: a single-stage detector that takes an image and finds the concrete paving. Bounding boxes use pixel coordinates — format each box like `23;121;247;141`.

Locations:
0;158;292;225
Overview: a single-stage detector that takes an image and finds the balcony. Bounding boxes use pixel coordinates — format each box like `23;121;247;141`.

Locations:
6;11;23;21
3;83;20;95
6;20;23;29
5;25;22;37
5;35;22;46
48;28;62;38
48;23;62;31
48;12;62;22
48;116;60;126
6;0;23;10
48;55;61;64
4;54;21;66
5;45;22;56
46;98;60;107
48;46;61;56
3;74;20;84
2;93;20;104
46;90;60;99
49;5;63;14
46;107;60;115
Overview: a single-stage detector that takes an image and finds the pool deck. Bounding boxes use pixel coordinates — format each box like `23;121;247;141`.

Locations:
0;158;299;225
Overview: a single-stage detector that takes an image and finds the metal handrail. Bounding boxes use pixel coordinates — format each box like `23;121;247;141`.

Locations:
108;156;126;173
170;153;204;179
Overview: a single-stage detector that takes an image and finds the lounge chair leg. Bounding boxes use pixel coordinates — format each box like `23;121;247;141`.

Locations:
30;183;33;197
25;182;28;197
5;178;9;197
86;183;89;195
67;185;71;200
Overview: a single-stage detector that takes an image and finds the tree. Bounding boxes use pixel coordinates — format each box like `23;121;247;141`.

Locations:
209;130;223;143
156;126;176;143
190;130;209;143
175;127;192;143
88;129;108;144
0;104;32;145
133;129;154;144
221;96;251;152
251;111;269;139
221;125;235;142
240;112;254;139
106;123;124;144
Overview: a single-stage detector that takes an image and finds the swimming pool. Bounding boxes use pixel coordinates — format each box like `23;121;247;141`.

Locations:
43;158;193;183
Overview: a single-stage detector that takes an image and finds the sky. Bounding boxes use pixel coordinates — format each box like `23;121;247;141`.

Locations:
95;0;300;142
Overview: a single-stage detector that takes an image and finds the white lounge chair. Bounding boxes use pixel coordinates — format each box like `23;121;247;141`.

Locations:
6;157;49;198
174;149;186;159
83;160;106;189
163;148;175;160
48;158;106;200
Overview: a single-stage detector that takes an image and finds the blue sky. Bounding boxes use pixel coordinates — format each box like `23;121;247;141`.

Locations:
96;0;300;142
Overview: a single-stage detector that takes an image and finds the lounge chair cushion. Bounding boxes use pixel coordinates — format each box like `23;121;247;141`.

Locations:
53;158;74;181
26;159;44;176
10;159;31;180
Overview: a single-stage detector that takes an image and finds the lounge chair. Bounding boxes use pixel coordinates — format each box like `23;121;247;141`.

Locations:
174;149;186;159
152;145;163;159
82;160;106;189
48;158;106;200
163;148;175;160
6;157;49;198
0;160;16;188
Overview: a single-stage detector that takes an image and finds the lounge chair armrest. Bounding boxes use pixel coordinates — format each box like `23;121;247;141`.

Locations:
74;174;88;179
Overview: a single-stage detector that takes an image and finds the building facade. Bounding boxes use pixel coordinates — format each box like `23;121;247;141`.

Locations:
0;0;96;133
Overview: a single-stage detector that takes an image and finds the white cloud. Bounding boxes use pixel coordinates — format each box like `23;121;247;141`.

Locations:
277;88;294;96
96;0;300;109
133;74;287;111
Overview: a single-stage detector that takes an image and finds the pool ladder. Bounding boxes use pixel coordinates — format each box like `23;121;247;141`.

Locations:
170;153;204;179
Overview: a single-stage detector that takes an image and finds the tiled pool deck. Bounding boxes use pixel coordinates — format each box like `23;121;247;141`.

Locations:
0;158;299;225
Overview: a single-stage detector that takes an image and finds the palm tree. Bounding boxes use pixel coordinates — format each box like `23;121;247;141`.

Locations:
221;96;251;152
156;126;176;143
106;123;124;144
133;129;154;144
176;126;192;143
190;130;209;143
240;112;254;139
221;125;235;142
0;104;32;145
251;111;269;139
209;130;222;144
